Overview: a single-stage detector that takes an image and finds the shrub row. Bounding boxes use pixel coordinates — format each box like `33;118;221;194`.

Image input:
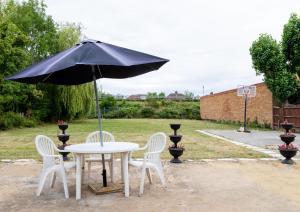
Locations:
101;100;200;119
0;112;38;130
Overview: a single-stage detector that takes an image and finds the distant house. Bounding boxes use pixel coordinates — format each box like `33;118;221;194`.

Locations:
127;94;147;100
114;94;125;100
166;91;185;101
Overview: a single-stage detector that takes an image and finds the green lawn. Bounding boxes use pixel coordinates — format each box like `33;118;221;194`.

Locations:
0;119;269;160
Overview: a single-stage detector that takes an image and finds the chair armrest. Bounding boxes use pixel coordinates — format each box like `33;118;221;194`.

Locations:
144;150;162;157
133;144;148;152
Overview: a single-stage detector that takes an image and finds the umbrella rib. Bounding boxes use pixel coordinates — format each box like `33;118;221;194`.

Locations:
38;45;81;82
40;45;83;82
97;65;103;78
95;43;129;66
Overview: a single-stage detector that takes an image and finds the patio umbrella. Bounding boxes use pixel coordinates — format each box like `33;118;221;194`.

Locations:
6;39;169;187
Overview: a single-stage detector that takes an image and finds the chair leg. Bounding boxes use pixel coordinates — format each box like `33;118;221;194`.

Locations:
60;168;69;199
146;168;152;184
50;172;56;188
156;167;166;187
36;171;48;196
139;167;146;196
87;161;92;182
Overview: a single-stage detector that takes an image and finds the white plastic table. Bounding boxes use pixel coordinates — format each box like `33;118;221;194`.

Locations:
65;142;139;200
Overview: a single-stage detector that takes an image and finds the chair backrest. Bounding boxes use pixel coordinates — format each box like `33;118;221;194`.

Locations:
146;132;167;158
85;131;115;144
35;135;58;167
35;135;56;157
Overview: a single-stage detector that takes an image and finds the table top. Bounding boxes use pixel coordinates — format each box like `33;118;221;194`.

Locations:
65;142;139;154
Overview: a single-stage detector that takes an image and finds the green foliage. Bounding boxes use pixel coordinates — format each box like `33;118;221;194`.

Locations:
102;96;200;120
57;23;81;51
140;107;155;118
158;92;165;99
184;90;194;100
100;93;117;110
0;112;37;130
250;14;300;102
146;92;159;108
264;70;298;102
250;34;285;76
53;84;95;120
3;0;59;61
0;0;94;128
282;13;300;75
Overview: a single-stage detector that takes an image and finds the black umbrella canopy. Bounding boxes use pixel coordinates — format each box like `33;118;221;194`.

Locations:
6;39;169;85
6;39;169;188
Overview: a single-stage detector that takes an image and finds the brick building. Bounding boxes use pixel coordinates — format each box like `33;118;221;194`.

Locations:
200;83;273;126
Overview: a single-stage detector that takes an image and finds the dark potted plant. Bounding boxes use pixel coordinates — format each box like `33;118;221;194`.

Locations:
168;144;185;163
57;120;70;161
169;124;184;163
279;121;298;164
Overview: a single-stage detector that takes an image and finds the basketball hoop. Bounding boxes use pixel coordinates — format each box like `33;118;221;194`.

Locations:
237;85;256;133
237;85;256;98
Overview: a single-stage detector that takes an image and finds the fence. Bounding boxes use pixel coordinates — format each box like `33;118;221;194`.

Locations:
273;106;300;132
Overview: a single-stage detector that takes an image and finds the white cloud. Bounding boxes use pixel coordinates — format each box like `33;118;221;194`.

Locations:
44;0;300;95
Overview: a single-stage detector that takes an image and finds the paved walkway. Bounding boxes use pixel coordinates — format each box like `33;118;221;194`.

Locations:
205;130;300;148
200;130;300;159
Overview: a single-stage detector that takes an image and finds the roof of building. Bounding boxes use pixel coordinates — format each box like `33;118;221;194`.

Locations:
166;91;185;100
127;94;147;100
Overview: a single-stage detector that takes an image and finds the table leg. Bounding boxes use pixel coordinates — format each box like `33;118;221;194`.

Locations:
122;152;129;197
76;154;82;200
81;154;85;184
121;153;124;183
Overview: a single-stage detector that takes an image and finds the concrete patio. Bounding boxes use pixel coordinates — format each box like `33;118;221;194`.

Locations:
1;160;300;212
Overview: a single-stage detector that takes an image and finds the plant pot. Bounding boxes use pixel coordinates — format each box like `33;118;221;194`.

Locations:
58;144;71;161
280;134;296;145
170;124;181;135
169;135;182;147
58;123;68;133
280;123;294;132
57;134;70;144
279;148;298;164
169;147;184;163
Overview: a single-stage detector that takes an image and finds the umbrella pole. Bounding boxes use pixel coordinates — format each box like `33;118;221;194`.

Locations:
92;66;107;187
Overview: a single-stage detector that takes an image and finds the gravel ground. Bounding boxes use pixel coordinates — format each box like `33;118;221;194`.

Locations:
1;160;300;212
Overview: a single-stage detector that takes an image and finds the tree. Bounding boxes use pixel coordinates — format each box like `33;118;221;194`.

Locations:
146;92;159;108
3;0;59;61
282;13;300;76
0;8;43;114
184;90;194;101
249;14;300;103
47;23;94;120
0;0;94;121
158;92;165;99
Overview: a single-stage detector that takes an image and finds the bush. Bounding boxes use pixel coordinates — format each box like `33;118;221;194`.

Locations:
158;108;180;119
0;112;38;130
102;100;200;120
140;107;155;118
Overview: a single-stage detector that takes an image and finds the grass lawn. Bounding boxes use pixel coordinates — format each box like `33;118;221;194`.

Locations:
0;119;269;160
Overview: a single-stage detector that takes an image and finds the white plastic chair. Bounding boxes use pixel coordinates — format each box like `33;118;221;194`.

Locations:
35;135;75;199
85;131;115;182
129;132;167;196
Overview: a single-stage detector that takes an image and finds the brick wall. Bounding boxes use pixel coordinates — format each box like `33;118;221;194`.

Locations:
200;83;273;125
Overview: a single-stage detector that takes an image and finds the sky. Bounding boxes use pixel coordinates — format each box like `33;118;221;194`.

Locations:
44;0;300;96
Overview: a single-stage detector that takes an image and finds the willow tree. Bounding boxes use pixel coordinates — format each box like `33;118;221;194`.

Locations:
52;23;95;120
249;13;300;103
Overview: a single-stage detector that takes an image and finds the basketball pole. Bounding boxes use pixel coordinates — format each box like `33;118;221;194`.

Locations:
243;94;249;132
